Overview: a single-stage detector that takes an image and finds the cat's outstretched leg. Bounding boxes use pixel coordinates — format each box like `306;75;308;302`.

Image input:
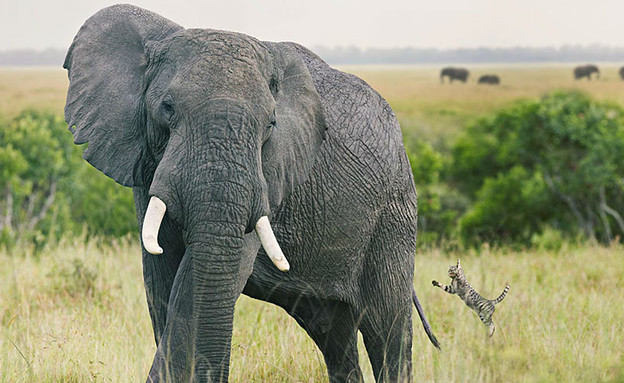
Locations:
432;280;455;294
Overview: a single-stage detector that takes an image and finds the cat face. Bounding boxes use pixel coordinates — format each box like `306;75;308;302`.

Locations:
448;259;463;278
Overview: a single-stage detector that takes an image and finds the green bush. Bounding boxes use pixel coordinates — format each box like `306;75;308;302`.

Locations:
407;139;469;247
0;111;135;249
451;91;624;245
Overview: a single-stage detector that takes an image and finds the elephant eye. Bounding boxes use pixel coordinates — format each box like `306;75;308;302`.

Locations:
161;96;175;121
262;114;276;143
266;113;276;132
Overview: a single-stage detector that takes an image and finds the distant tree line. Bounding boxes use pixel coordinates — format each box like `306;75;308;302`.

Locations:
0;49;67;66
4;45;624;66
313;44;624;65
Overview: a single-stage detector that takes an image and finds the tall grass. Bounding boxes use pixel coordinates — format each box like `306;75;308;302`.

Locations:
2;238;622;382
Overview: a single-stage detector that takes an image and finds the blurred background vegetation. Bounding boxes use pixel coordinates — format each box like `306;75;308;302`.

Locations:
2;67;624;251
0;110;136;250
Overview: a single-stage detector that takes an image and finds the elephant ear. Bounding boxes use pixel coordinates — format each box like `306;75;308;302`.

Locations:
262;42;328;210
63;4;183;187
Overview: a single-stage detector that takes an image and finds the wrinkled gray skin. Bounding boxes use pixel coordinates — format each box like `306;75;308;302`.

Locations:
574;64;600;80
440;67;469;83
478;75;500;85
64;5;436;383
619;66;624;80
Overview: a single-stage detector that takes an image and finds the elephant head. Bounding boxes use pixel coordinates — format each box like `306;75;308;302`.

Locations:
64;5;327;377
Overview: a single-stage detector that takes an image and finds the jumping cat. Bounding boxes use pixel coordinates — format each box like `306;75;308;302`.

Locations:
433;259;509;337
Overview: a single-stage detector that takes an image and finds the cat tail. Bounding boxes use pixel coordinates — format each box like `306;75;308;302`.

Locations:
412;289;441;350
493;284;510;304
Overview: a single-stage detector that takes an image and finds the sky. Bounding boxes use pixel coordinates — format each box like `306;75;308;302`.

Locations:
1;0;623;51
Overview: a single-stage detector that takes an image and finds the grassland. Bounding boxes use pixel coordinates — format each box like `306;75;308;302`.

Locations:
0;68;68;121
1;65;624;382
344;63;624;147
1;239;623;382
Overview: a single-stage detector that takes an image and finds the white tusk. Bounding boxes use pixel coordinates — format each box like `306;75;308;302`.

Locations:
142;196;167;255
255;216;290;272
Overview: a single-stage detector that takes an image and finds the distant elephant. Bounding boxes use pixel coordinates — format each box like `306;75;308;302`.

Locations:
478;75;500;85
440;67;469;83
619;66;624;80
64;5;439;383
574;64;600;80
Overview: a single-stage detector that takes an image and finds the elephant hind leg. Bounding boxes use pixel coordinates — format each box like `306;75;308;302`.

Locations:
359;308;413;383
359;192;417;382
358;266;413;383
288;298;363;383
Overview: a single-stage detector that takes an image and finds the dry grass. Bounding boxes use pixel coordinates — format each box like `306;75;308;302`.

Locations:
0;68;68;121
1;239;622;382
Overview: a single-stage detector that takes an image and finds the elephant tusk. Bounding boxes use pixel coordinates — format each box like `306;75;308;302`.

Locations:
255;216;290;272
142;196;167;255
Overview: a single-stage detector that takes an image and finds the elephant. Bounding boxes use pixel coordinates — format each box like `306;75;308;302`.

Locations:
574;64;600;80
478;75;500;85
440;67;469;83
63;5;439;383
619;66;624;80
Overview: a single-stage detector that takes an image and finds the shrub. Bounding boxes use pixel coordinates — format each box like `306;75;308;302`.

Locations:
408;139;469;246
0;111;135;249
451;91;624;245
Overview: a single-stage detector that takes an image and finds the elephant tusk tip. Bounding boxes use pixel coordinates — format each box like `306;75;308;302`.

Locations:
142;233;163;255
143;239;163;255
275;259;290;272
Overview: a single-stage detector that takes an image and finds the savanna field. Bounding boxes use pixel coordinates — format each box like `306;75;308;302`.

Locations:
1;65;623;382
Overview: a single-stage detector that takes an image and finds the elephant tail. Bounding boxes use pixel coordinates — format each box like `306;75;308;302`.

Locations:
412;288;441;350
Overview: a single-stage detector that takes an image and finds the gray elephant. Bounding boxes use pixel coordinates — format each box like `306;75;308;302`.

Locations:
619;66;624;80
440;67;469;83
478;75;500;85
63;5;439;383
574;64;600;80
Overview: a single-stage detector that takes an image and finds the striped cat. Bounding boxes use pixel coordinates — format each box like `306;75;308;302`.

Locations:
432;259;510;337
